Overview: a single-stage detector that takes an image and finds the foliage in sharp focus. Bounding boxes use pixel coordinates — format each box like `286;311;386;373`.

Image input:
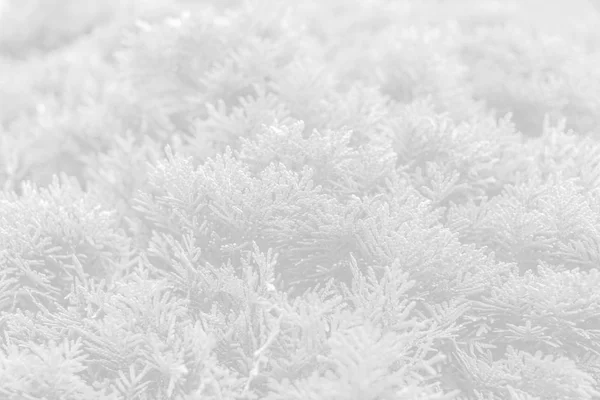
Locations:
0;175;132;314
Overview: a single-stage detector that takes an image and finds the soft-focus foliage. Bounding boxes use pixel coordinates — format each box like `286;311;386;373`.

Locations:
1;0;600;399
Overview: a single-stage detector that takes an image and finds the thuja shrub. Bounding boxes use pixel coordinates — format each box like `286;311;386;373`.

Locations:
1;0;600;399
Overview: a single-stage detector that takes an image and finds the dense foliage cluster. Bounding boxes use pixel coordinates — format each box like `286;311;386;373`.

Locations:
1;0;600;399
